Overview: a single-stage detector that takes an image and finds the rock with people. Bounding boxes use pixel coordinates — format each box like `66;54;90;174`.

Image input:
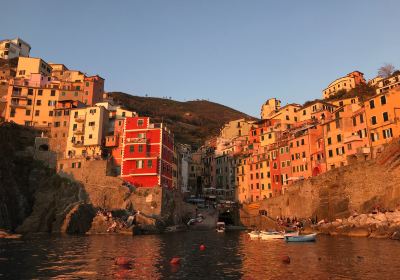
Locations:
88;208;139;234
308;207;400;239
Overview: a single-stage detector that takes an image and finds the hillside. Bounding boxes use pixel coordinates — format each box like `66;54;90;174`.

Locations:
108;92;256;147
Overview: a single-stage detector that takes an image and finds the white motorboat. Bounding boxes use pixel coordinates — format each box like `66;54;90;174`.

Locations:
260;231;284;240
248;230;261;239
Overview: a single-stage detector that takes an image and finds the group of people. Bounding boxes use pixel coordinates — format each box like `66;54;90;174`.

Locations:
96;209;138;233
276;216;304;230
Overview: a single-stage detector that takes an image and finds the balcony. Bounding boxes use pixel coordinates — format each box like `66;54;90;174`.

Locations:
72;141;84;147
125;137;147;144
10;102;25;108
11;92;27;99
74;115;85;123
73;129;84;135
105;135;118;147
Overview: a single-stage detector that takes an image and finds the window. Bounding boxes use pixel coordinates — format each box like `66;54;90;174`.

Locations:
328;150;333;158
49;111;54;116
27;99;32;105
136;160;143;169
129;146;134;153
327;137;332;145
347;143;352;150
148;160;152;168
337;134;342;143
25;109;31;116
138;119;144;126
85;82;89;87
360;114;364;123
383;128;393;139
51;90;56;96
369;100;375;109
301;139;305;145
352;117;357;126
286;115;289;120
383;112;389;122
89;134;92;139
370;133;379;142
88;121;95;126
35;110;40;116
36;100;41;106
138;145;143;152
381;95;386;105
28;88;34;95
371;116;377;125
326;123;330;132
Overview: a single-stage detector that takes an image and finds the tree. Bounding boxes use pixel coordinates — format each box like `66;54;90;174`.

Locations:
378;63;395;78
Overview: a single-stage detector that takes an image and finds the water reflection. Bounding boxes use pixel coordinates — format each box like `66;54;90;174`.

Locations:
1;232;400;279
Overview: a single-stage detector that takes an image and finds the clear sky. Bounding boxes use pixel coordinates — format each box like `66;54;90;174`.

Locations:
2;0;400;117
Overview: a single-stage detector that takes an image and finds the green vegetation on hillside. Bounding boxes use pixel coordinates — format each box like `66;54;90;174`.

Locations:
108;92;256;147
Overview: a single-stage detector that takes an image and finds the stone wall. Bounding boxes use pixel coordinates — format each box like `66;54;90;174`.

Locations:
244;140;400;222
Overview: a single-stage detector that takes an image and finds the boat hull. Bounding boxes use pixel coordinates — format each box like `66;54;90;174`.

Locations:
284;233;317;242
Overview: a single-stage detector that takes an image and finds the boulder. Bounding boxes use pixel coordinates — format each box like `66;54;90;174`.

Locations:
61;203;96;234
346;227;370;237
374;213;387;222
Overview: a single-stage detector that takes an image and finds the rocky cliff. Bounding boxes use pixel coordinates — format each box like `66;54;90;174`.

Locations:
0;124;194;235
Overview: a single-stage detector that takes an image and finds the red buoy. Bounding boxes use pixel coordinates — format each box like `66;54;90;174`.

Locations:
281;255;291;264
115;257;132;267
199;244;206;251
170;257;180;265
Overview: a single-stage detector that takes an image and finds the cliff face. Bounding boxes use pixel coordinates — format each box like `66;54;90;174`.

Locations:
0;124;193;234
249;139;400;222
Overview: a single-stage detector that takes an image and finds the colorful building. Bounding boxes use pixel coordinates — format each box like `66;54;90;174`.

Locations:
323;71;365;99
364;87;400;156
121;117;174;189
0;38;31;59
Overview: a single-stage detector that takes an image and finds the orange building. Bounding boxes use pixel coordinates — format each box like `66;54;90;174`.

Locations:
322;103;369;170
364;87;400;156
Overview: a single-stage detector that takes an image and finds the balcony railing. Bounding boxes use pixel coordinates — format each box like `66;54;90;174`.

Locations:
72;141;84;147
73;129;84;135
125;137;147;144
74;115;85;122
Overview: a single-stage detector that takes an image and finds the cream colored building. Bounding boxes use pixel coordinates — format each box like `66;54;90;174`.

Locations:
66;105;108;158
0;38;31;59
323;71;365;99
266;103;302;130
261;98;281;119
16;57;52;78
297;101;336;122
220;118;255;139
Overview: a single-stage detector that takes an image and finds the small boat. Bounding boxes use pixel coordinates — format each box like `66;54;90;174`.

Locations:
248;230;261;239
284;233;317;242
216;222;226;233
260;231;284;240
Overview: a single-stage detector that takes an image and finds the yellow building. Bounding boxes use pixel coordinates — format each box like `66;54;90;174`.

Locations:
66;105;108;158
364;87;400;156
261;98;281;119
5;75;58;127
16;57;52;78
323;71;365;99
263;104;301;130
220;118;255;139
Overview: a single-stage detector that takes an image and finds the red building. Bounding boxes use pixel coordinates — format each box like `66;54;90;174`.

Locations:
121;117;174;188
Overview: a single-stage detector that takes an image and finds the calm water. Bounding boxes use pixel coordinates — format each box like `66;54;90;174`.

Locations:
1;231;399;279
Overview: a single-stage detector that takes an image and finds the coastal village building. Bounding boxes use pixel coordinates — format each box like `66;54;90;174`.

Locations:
66;105;108;159
323;71;366;99
121;116;175;189
16;57;52;78
261;98;281;120
364;87;400;156
375;72;400;94
0;38;31;59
